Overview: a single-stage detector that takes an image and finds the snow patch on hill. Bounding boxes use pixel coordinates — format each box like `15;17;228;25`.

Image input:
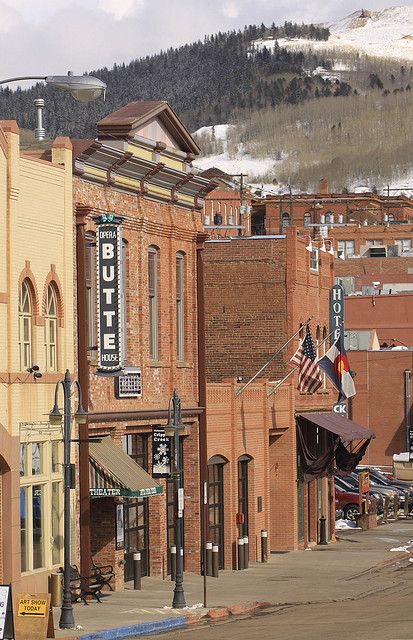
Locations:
251;6;413;62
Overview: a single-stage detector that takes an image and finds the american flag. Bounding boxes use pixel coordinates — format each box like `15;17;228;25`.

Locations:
290;327;322;393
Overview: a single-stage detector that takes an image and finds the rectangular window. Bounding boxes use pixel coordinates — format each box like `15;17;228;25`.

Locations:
51;482;63;565
176;253;185;361
85;235;97;354
51;441;62;474
395;239;412;255
310;249;319;272
337;240;355;258
45;318;57;372
31;443;42;475
20;487;28;572
32;484;44;569
148;249;158;360
366;239;384;247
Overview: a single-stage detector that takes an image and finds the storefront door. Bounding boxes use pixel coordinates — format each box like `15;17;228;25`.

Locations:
123;434;149;580
237;457;249;537
207;458;225;569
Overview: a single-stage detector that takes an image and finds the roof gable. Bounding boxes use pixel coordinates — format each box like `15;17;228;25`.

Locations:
97;101;200;156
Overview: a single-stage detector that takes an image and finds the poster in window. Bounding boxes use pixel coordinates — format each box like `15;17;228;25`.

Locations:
115;503;124;549
152;428;171;478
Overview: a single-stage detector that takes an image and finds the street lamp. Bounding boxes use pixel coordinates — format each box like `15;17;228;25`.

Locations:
0;71;106;102
164;390;186;609
49;369;86;629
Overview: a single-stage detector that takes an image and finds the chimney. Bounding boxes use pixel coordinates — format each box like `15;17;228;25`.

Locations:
319;178;329;195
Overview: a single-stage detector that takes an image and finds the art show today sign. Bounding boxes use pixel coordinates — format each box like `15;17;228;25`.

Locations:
95;214;124;375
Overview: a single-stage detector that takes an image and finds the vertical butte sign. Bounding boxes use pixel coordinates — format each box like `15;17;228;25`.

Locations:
96;215;123;375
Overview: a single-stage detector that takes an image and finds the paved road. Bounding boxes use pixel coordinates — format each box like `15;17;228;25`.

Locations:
142;563;413;640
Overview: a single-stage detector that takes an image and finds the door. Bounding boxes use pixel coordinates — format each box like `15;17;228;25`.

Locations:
207;460;225;569
237;457;249;538
123;434;149;580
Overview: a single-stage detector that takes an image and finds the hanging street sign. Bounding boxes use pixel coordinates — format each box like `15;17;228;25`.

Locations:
95;214;124;375
152;428;171;478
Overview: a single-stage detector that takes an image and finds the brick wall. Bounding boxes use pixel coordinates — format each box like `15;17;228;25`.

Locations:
349;350;413;466
335;255;413;278
204;227;333;383
345;293;413;345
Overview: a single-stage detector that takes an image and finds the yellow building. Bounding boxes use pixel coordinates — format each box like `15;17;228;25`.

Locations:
0;121;74;591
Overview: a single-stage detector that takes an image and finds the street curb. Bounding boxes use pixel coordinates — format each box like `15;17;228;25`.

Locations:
57;601;273;640
59;615;187;640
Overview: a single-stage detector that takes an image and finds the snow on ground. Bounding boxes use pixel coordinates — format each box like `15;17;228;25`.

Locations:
335;518;359;530
192;124;282;180
251;6;413;62
390;540;413;551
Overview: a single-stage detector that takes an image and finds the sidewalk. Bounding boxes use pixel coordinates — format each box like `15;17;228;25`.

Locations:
55;519;413;639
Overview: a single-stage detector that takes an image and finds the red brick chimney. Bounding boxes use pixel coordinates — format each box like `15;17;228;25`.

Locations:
319;178;329;195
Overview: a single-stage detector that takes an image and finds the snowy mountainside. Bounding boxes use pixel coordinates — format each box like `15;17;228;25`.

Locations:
251;6;413;61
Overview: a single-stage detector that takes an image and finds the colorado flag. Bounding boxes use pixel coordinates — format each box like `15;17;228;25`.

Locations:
318;336;356;401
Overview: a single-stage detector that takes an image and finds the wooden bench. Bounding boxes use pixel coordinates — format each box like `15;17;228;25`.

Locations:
91;561;115;591
69;565;103;604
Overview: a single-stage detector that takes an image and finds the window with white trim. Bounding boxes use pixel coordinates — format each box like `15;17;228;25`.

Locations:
337;240;355;258
148;246;159;360
45;283;58;372
395;238;412;255
176;252;185;361
310;248;319;272
19;279;33;371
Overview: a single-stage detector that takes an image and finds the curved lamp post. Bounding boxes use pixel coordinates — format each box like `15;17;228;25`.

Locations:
49;370;87;629
0;71;106;102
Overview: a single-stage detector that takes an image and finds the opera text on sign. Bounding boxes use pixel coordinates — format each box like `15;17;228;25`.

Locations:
95;215;124;375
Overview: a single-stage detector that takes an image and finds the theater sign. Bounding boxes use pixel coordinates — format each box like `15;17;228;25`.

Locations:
95;214;124;375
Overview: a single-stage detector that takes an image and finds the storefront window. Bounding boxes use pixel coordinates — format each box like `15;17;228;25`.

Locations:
20;437;64;572
20;487;28;572
32;485;44;569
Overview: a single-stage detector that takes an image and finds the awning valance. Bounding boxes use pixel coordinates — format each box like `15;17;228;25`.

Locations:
89;437;162;498
297;412;375;441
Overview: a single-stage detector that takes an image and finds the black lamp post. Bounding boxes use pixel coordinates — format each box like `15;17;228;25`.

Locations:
49;369;87;629
164;390;186;609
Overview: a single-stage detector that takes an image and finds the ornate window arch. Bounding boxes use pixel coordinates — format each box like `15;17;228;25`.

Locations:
303;212;311;228
281;212;291;230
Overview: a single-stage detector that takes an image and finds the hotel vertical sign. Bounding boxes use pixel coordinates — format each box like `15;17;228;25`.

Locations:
95;214;124;375
330;283;344;346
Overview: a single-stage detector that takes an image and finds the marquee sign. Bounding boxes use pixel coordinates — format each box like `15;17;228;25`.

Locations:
330;283;344;346
95;214;124;375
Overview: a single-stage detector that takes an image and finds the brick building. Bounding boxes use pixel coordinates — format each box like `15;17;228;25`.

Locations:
252;179;413;237
348;350;413;466
345;293;413;346
72;101;215;587
0;122;74;591
203;229;340;557
200;168;252;238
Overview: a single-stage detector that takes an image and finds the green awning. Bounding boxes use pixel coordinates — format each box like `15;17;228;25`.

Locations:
89;436;162;498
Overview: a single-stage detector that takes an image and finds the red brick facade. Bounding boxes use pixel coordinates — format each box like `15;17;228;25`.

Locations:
345;293;413;346
349;350;413;466
203;228;337;554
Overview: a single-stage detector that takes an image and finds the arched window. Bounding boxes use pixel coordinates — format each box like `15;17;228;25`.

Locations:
303;213;311;228
45;283;58;372
325;212;332;224
281;212;291;230
19;279;33;371
148;246;159;360
388;213;395;222
176;252;185;361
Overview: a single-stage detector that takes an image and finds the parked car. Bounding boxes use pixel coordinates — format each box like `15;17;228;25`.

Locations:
335;476;384;520
340;472;400;507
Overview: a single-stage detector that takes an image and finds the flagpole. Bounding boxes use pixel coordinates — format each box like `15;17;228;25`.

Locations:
266;324;343;398
235;317;313;398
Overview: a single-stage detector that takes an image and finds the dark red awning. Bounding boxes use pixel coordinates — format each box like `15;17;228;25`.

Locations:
297;412;375;441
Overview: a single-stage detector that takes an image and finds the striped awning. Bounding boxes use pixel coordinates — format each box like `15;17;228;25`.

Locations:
89;436;162;498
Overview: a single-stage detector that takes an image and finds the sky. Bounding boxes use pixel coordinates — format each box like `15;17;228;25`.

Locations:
1;0;413;81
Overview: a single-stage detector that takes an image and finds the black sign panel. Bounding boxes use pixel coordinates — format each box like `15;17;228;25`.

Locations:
152;428;171;478
330;283;344;346
408;428;413;454
96;216;123;374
